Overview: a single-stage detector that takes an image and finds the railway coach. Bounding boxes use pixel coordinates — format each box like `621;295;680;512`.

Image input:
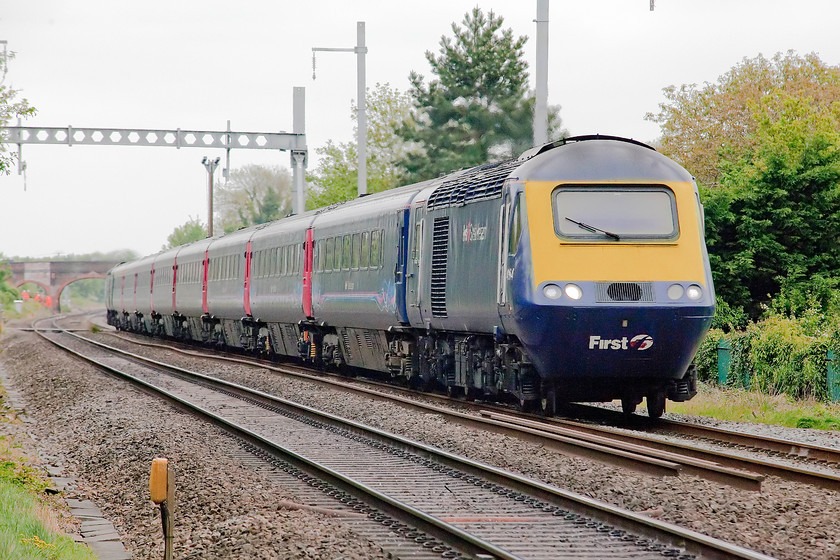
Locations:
107;135;715;418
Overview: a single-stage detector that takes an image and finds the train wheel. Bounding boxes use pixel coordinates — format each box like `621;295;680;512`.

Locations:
621;397;637;415
539;385;557;417
517;397;535;413
646;391;667;419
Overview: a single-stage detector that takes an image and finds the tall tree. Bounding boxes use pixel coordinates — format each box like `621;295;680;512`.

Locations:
163;216;206;249
703;88;840;317
307;83;415;209
399;8;562;183
647;51;840;188
0;51;36;174
216;164;292;232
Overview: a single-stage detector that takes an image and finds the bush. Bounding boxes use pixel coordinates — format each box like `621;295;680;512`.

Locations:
748;315;829;400
695;303;840;402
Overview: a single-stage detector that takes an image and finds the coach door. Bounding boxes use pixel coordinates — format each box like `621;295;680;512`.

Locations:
302;228;314;318
405;206;426;327
498;190;522;309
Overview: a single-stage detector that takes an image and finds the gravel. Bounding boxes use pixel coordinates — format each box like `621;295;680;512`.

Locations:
4;321;840;559
0;326;388;560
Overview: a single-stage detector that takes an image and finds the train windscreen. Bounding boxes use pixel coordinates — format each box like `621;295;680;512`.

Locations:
552;185;678;241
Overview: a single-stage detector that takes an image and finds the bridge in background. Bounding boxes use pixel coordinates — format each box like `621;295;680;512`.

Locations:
7;260;121;312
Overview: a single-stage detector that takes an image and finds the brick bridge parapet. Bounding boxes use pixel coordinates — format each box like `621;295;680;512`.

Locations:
7;260;122;312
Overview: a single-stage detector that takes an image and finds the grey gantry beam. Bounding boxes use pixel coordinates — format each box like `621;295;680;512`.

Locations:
4;126;305;152
5;87;310;215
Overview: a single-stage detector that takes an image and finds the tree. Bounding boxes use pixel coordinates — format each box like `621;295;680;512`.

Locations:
647;51;840;188
0;255;19;309
215;164;292;232
163;216;206;249
398;8;563;183
0;51;37;175
307;83;415;209
702;88;840;318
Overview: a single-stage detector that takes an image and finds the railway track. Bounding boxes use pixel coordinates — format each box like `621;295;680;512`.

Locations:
99;325;840;495
38;316;774;560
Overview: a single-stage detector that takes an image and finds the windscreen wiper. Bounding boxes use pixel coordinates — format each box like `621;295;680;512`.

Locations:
565;217;621;240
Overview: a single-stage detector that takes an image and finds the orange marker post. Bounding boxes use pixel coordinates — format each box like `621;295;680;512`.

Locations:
149;457;174;560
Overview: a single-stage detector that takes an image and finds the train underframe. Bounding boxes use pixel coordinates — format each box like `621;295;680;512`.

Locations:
108;310;696;418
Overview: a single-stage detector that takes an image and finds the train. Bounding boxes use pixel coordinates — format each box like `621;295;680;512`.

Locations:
106;135;715;418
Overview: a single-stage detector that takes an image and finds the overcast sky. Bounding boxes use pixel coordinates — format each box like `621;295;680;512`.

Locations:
1;0;838;259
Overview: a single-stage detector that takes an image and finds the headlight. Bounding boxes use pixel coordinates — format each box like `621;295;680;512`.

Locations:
686;284;703;300
542;283;562;299
564;283;583;300
667;284;684;300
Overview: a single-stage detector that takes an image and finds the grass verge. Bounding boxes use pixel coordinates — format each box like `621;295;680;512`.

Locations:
0;385;95;560
668;382;840;430
0;482;95;560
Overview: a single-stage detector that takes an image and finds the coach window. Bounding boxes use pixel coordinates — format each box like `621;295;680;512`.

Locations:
318;241;325;272
290;245;296;275
360;231;370;268
370;230;381;268
334;236;342;270
341;235;351;270
289;244;296;274
324;238;334;272
351;233;361;269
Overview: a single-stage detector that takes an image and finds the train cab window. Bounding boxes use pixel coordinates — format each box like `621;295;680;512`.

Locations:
508;193;522;255
552;186;678;241
412;223;421;264
360;231;369;268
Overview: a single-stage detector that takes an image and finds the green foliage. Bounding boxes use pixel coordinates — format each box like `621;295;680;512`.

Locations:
669;382;840;430
0;51;37;175
0;481;96;559
693;328;724;383
163;216;206;249
307;83;415;209
64;278;105;307
747;315;829;400
216;165;291;232
648;51;840;188
695;289;840;402
710;296;748;333
8;250;139;263
0;460;49;495
0;256;19;311
701;83;840;318
398;8;563;183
